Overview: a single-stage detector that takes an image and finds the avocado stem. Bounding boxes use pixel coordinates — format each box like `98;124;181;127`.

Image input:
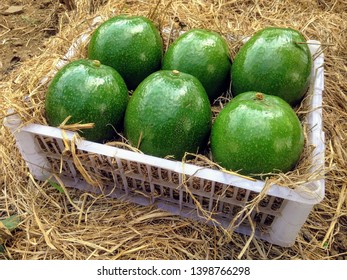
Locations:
255;92;264;100
172;70;180;75
92;60;101;67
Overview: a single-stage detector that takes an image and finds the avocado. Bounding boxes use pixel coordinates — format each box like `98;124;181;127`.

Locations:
210;91;304;176
231;27;312;105
124;70;212;159
162;28;232;102
45;59;129;143
88;15;163;90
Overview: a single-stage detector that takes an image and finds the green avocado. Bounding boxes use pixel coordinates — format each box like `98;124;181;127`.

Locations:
210;91;304;176
45;59;129;143
124;70;212;160
88;15;163;90
162;29;232;102
231;27;312;105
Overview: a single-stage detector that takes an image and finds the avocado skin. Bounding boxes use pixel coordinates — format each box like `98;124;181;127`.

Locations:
124;70;212;160
88;15;163;90
231;27;312;105
210;91;304;176
45;59;129;143
162;29;232;102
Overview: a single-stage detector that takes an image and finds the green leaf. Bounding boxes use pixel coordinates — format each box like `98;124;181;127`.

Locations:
1;215;21;246
48;179;65;193
0;215;21;231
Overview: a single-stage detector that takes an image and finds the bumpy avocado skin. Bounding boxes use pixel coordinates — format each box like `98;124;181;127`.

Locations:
124;70;212;160
45;59;129;143
211;91;304;176
88;15;163;90
231;27;312;105
162;29;232;102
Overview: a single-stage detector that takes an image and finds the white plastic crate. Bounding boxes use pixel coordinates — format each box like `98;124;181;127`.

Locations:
4;39;324;247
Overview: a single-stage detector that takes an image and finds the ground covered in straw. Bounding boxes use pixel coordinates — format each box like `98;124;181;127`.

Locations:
0;0;346;260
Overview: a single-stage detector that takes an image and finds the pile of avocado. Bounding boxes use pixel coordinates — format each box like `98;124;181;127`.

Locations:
45;15;312;177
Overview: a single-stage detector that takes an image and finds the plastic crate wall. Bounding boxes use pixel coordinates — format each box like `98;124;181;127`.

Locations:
4;41;324;247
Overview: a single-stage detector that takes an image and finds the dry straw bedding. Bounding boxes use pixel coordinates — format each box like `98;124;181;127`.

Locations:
0;0;346;260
